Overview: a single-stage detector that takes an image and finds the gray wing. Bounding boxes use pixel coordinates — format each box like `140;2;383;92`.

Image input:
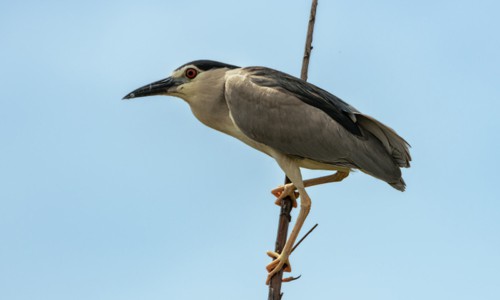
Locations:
225;68;410;190
246;67;362;136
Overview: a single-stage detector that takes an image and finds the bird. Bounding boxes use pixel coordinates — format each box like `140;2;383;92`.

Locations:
123;59;411;284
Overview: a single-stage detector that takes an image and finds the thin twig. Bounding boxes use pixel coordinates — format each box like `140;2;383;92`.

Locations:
292;223;318;253
301;0;318;81
278;224;318;286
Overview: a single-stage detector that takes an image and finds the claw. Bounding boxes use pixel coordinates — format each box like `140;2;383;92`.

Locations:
271;187;300;198
266;251;292;272
271;184;298;208
271;187;300;199
266;251;292;285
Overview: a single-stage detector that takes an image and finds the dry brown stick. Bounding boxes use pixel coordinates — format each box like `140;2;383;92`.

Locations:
268;1;319;299
267;189;294;300
301;0;318;82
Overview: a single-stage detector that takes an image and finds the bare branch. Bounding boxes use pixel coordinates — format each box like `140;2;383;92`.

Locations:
301;0;318;81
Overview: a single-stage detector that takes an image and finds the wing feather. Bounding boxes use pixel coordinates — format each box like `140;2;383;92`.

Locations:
246;67;363;136
224;69;410;190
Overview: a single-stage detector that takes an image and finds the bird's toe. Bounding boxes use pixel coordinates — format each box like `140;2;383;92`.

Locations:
265;251;292;285
272;184;298;208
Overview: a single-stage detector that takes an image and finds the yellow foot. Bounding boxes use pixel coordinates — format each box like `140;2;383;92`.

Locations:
265;251;292;285
271;183;299;208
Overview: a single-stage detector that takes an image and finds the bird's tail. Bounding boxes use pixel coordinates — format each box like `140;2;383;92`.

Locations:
389;177;406;192
355;113;411;191
356;114;412;168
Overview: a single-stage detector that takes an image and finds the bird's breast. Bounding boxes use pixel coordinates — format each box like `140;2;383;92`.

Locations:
188;101;278;158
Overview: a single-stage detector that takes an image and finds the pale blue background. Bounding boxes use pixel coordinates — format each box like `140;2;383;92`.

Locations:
1;1;499;299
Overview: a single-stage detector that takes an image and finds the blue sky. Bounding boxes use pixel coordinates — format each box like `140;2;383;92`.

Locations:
1;0;499;299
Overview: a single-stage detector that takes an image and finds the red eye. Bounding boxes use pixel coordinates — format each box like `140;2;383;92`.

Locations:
185;68;198;79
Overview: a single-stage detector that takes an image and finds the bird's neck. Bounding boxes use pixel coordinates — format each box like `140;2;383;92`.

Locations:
188;96;229;131
183;70;235;135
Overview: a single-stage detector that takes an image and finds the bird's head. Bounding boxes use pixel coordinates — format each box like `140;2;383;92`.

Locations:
122;60;239;101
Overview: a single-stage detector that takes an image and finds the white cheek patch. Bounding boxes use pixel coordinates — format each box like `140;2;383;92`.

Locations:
171;69;185;78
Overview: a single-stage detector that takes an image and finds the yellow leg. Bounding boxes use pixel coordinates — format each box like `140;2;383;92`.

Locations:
303;171;350;187
266;156;316;285
271;171;349;206
265;158;351;284
266;186;311;284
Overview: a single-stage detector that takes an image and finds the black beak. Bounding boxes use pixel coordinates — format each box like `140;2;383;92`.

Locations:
122;77;178;99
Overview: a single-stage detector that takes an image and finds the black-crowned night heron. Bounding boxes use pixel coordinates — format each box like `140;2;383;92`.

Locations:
123;60;411;284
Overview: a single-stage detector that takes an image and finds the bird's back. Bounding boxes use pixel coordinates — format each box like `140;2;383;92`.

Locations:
224;67;411;191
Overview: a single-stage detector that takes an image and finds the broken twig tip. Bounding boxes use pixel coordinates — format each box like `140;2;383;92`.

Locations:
282;275;302;283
